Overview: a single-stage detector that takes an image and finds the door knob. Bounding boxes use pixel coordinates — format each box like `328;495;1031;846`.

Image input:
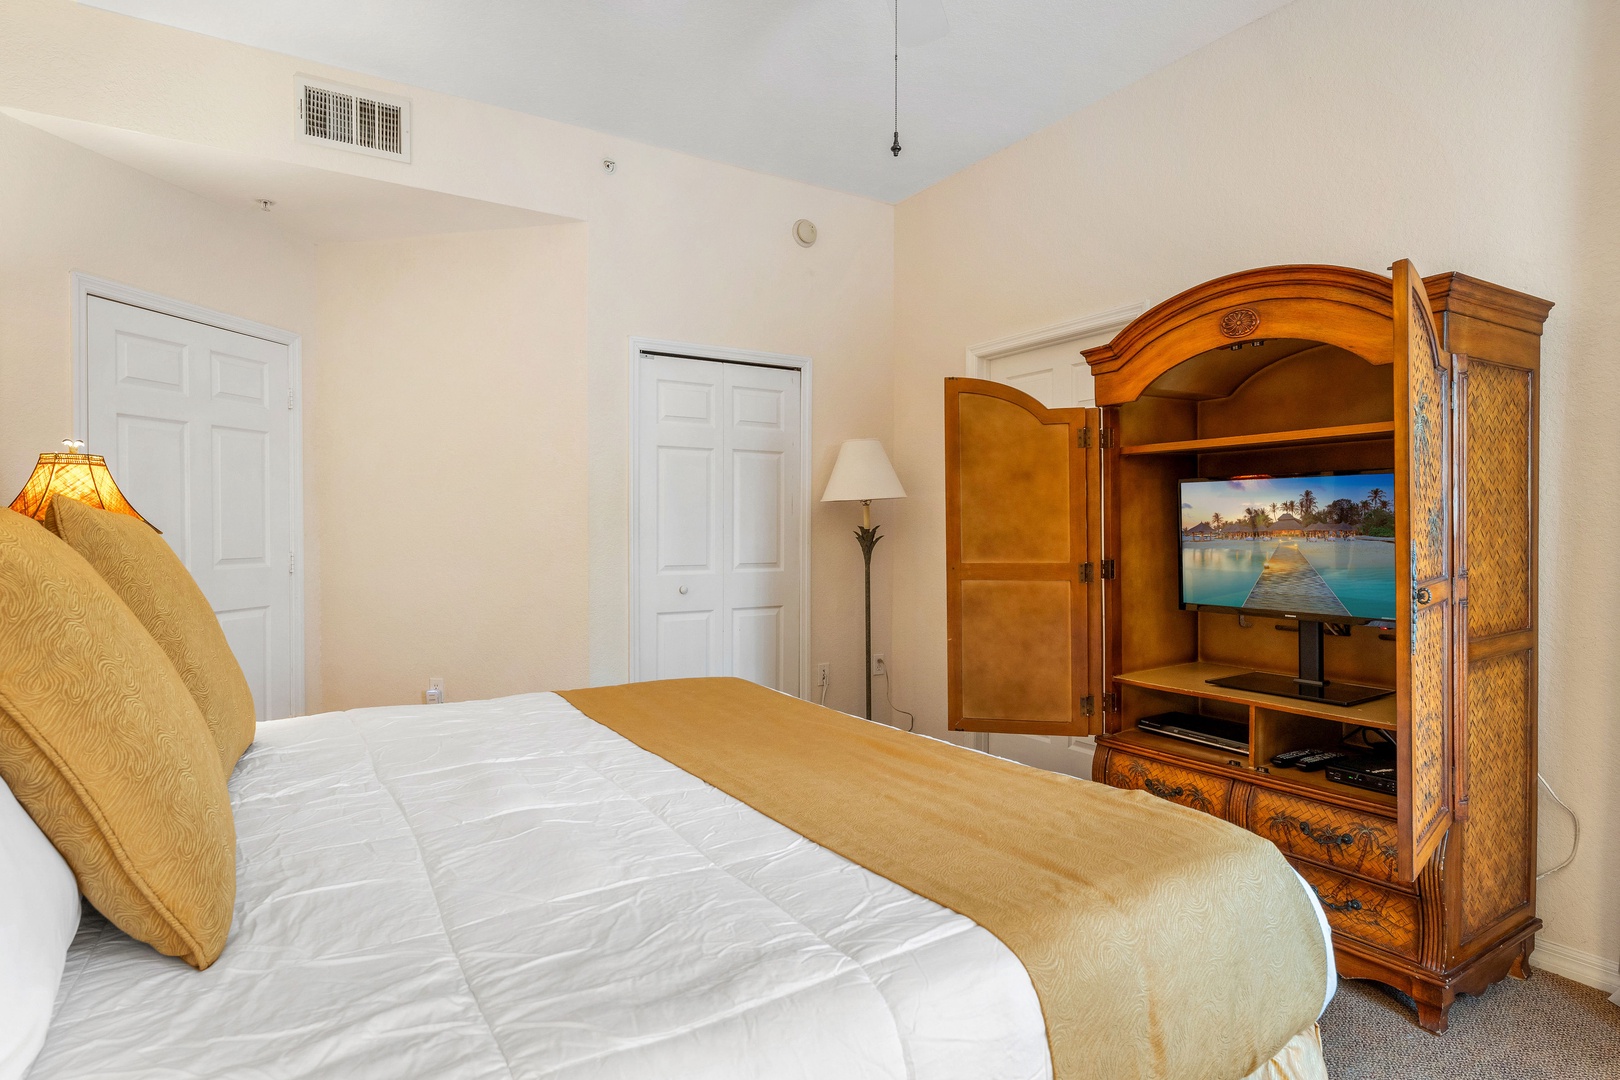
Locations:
1414;586;1432;605
679;585;689;595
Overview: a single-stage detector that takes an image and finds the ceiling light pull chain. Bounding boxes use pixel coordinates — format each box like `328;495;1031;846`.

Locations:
890;0;902;157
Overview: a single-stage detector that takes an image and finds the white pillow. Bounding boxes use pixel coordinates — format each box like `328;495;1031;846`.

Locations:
0;775;80;1080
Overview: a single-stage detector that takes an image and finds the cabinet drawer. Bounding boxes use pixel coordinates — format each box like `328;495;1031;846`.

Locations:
1103;751;1232;818
1250;788;1401;883
1294;861;1420;960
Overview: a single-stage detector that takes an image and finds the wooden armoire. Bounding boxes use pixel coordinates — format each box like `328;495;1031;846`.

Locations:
944;262;1549;1033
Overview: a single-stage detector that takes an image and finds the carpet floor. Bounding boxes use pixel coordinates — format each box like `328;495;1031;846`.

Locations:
1319;969;1620;1079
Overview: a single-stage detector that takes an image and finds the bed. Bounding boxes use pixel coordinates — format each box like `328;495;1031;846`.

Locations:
24;689;1334;1080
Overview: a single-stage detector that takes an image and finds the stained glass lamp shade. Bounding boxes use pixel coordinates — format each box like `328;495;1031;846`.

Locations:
9;451;155;529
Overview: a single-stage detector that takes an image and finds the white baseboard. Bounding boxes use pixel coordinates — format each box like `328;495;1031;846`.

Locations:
1531;938;1620;994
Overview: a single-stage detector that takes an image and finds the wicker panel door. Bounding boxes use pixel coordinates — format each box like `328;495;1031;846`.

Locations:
945;378;1101;736
1393;260;1455;881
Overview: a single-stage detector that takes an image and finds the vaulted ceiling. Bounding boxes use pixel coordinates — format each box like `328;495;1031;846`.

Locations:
80;0;1293;202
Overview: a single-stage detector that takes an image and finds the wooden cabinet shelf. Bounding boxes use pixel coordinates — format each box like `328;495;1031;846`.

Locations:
1106;725;1249;769
1118;421;1395;457
1115;662;1397;730
1268;758;1398;810
1102;727;1398;812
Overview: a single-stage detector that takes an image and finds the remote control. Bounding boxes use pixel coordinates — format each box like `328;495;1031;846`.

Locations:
1294;750;1349;772
1269;748;1319;768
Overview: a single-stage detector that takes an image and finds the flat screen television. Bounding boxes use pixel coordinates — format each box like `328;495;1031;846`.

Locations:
1178;471;1397;705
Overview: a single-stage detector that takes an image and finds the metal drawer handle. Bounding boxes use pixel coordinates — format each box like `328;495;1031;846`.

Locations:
1308;883;1365;915
1297;821;1356;848
1144;778;1185;799
1414;586;1432;605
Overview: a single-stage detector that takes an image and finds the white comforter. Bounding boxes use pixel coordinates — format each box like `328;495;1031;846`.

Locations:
31;694;1054;1079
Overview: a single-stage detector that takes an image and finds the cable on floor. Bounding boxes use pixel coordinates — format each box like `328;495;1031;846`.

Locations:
1536;773;1579;880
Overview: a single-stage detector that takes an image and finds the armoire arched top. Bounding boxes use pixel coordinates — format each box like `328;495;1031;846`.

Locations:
1082;264;1555;408
1081;264;1397;406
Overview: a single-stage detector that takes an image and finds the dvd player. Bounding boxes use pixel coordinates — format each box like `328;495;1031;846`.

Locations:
1136;712;1248;754
1326;756;1398;796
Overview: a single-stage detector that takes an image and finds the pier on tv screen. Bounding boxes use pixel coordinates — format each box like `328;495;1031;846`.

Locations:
1178;473;1397;621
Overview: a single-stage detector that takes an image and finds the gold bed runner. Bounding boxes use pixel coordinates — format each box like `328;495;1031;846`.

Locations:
560;678;1327;1080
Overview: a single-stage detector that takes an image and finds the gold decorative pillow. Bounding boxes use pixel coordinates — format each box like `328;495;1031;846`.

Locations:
0;510;235;969
46;497;256;774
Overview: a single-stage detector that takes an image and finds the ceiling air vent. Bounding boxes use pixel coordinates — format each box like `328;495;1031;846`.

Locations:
297;78;410;161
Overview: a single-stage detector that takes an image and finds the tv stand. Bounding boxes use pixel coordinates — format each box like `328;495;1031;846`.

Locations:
1205;619;1393;707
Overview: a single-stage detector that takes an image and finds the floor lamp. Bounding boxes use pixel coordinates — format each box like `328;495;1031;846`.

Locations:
820;439;907;720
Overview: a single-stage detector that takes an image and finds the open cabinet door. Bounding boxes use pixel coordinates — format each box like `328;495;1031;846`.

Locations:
945;378;1101;736
1393;260;1455;881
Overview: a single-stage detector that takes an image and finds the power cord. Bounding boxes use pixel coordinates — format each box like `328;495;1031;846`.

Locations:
1536;773;1579;880
878;665;916;732
817;678;828;707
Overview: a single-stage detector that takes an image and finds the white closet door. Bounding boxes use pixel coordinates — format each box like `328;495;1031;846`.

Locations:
86;297;295;721
635;354;802;694
985;339;1096;408
723;363;800;690
638;355;726;680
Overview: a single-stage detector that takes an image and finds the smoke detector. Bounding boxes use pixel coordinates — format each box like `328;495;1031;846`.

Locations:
297;77;411;161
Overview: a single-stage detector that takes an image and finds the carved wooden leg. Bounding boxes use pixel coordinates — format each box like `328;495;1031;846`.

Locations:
1415;992;1453;1034
1509;948;1532;980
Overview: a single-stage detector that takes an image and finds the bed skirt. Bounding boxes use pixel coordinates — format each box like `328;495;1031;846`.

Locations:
1246;1025;1328;1080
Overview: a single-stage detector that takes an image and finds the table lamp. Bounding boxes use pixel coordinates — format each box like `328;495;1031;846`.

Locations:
9;440;155;529
820;439;906;720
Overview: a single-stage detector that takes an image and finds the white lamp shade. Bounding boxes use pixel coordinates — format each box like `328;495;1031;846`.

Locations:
820;439;906;503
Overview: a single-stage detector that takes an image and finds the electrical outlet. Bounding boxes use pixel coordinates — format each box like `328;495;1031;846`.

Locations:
816;663;830;687
426;677;444;705
873;654;886;676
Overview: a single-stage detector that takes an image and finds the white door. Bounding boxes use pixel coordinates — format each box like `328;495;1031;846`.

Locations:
85;296;296;721
634;354;803;694
985;340;1097;409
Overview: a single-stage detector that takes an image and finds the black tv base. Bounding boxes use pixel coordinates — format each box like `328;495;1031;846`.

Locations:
1205;618;1394;708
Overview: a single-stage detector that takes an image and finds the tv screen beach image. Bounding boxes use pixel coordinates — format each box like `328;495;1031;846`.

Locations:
1179;474;1397;620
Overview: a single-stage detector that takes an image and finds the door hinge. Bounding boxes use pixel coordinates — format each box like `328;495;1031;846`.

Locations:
1080;561;1094;584
1102;691;1119;712
288;388;295;410
1100;558;1116;580
1080;694;1095;718
288;552;296;575
1078;426;1089;449
1098;427;1113;449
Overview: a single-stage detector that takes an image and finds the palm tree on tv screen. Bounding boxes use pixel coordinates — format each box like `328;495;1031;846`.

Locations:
1360;486;1394;536
1297;488;1318;523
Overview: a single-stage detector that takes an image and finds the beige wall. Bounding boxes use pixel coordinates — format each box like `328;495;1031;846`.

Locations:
0;0;897;718
0;110;324;699
313;226;590;708
579;153;897;708
891;0;1616;976
0;112;317;497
